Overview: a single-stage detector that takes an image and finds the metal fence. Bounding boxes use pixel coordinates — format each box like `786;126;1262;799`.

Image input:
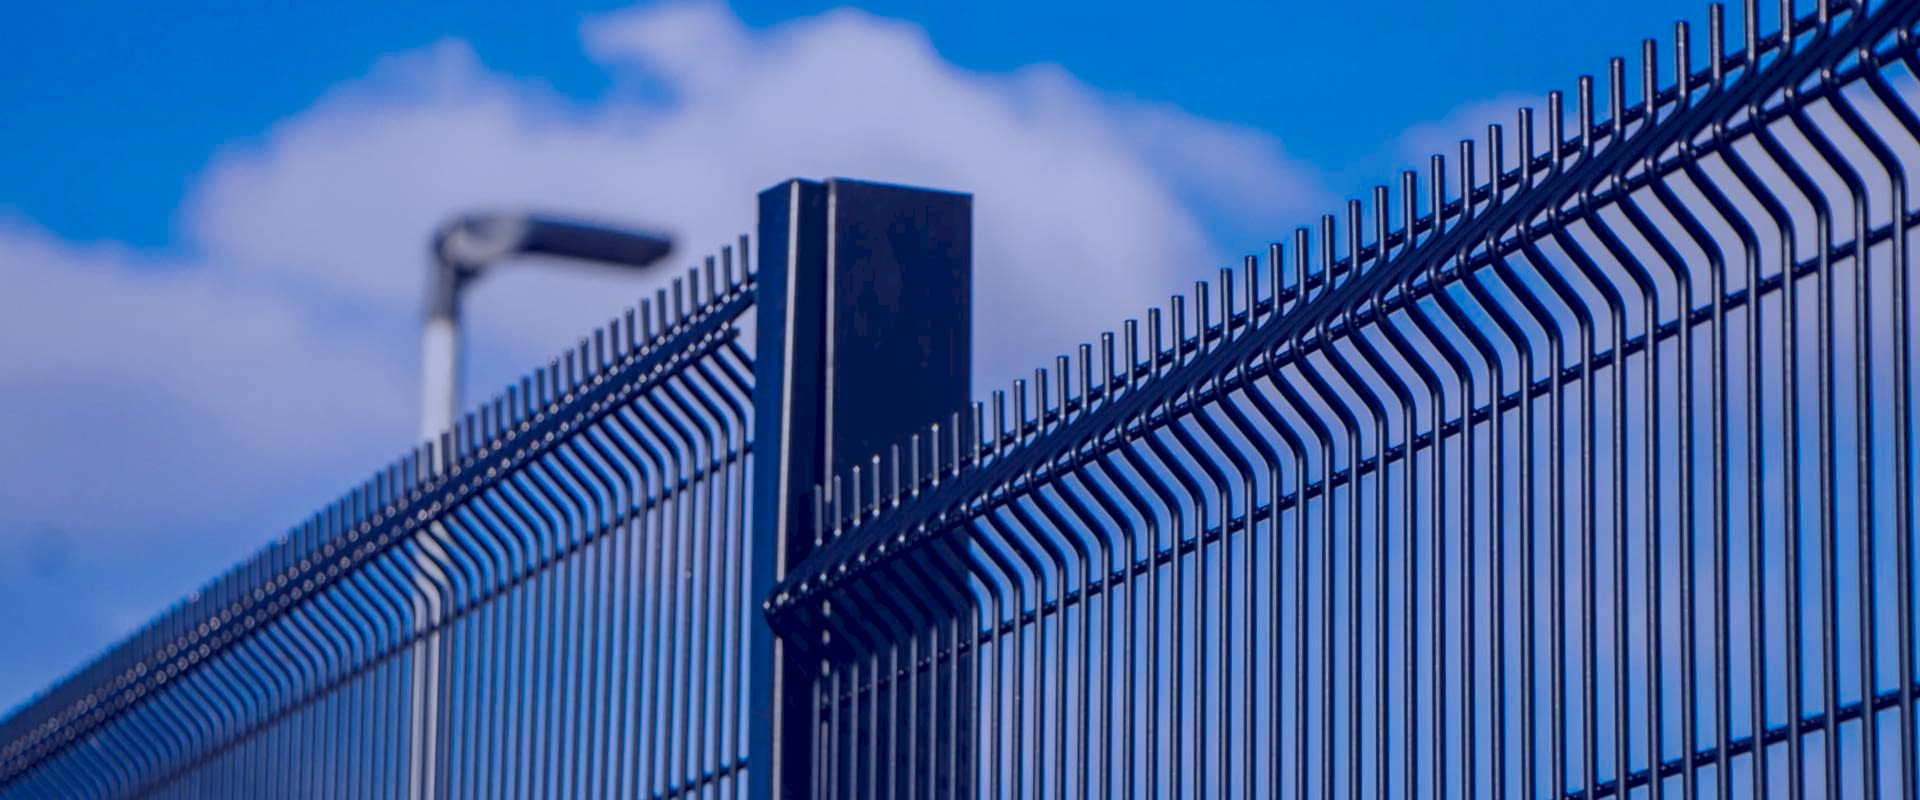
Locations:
767;1;1920;797
8;1;1920;798
0;246;759;798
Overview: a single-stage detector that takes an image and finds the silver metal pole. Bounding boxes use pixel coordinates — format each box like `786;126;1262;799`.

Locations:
409;211;670;798
419;315;459;444
419;213;672;442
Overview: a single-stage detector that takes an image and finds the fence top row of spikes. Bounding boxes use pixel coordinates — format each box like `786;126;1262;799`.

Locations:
0;236;754;751
795;0;1893;599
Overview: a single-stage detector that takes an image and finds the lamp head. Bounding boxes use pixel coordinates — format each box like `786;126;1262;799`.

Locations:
426;211;673;319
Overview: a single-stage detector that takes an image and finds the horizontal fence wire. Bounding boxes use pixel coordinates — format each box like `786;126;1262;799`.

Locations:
775;1;1920;797
0;240;759;799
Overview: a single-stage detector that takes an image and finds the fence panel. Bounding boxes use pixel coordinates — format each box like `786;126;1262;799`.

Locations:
769;2;1920;797
0;243;758;799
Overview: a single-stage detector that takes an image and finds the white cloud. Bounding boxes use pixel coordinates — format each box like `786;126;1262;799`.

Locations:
185;2;1330;389
0;219;414;536
0;0;1328;709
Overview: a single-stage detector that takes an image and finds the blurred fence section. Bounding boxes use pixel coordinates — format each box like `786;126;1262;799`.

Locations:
769;1;1920;797
0;245;759;799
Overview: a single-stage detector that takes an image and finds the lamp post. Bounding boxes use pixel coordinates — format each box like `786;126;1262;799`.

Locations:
421;212;674;441
408;211;670;799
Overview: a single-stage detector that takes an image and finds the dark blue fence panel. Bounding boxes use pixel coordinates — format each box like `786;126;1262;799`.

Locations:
771;2;1920;797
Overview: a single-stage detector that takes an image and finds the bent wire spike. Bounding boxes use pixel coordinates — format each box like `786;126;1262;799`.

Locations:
779;1;1920;797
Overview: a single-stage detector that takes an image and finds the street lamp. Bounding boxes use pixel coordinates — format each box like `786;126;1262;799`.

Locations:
421;212;674;441
407;211;670;798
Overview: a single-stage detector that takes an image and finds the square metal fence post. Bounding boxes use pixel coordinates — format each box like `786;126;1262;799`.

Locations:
749;178;972;798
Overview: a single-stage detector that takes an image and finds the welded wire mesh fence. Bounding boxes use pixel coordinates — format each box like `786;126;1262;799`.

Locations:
11;1;1920;799
0;243;757;799
769;1;1920;797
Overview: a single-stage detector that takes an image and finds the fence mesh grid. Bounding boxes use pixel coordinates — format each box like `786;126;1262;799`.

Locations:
772;2;1920;796
12;2;1920;799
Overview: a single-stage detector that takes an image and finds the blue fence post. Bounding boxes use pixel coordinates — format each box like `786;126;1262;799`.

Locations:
748;178;972;798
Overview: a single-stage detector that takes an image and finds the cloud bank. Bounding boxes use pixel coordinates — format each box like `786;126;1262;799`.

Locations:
0;1;1327;711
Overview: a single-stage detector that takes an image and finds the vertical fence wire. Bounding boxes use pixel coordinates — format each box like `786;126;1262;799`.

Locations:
774;1;1920;796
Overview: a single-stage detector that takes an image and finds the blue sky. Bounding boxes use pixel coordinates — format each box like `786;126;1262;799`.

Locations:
0;0;1739;715
4;0;1732;248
